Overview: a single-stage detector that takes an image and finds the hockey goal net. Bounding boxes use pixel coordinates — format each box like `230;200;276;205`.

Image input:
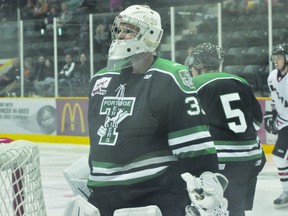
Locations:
0;140;46;216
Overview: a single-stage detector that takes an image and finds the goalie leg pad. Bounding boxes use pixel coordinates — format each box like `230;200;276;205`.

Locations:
63;195;101;216
63;156;91;199
113;205;162;216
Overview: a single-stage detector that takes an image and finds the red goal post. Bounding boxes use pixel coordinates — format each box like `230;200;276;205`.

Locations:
0;139;46;216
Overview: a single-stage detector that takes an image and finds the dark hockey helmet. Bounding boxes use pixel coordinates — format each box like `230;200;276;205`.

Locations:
271;43;288;64
185;42;224;70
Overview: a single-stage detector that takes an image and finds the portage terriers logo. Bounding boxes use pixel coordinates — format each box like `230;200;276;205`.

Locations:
92;77;112;96
97;97;135;145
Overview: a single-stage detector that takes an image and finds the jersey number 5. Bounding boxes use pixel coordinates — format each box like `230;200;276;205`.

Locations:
220;93;247;133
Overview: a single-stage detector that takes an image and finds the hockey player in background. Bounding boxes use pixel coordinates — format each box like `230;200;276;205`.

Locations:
86;5;224;216
185;43;266;216
266;43;288;208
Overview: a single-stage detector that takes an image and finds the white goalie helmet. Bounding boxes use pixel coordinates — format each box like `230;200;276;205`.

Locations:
107;5;163;70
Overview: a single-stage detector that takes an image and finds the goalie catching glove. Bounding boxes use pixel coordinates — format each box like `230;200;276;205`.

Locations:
181;171;229;216
264;110;278;134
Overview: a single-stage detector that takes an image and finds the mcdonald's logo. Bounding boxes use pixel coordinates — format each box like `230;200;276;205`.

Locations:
61;102;85;133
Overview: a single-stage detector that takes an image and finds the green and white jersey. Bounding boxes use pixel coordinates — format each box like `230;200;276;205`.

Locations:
87;57;217;187
192;72;263;162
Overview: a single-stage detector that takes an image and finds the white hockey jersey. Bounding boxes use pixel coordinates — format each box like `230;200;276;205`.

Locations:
267;69;288;130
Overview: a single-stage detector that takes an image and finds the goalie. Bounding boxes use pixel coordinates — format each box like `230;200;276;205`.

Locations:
72;4;226;216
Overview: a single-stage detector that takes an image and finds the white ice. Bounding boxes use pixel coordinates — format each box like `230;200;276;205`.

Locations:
37;143;287;216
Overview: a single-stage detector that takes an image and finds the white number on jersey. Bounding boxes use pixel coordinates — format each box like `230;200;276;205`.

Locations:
220;93;247;133
186;96;203;116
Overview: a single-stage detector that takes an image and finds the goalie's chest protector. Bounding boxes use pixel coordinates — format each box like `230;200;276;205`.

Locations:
88;59;191;165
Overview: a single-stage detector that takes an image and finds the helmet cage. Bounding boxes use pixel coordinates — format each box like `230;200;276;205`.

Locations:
107;5;163;70
111;16;147;42
108;7;163;60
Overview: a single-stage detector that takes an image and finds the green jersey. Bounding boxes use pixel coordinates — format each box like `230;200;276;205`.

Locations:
192;72;263;162
87;57;218;187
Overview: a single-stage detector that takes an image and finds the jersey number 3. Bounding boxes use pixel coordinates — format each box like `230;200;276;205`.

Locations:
220;93;247;133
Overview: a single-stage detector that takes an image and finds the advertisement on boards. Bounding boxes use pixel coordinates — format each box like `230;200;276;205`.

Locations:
57;99;88;136
0;97;277;144
0;98;56;134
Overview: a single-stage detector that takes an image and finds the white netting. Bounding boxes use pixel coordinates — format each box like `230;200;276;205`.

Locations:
0;140;46;216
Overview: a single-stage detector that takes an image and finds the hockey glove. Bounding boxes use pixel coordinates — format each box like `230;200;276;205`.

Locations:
181;172;229;216
264;110;278;134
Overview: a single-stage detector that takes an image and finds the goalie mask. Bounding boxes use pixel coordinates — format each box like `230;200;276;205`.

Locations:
185;43;224;75
107;5;163;70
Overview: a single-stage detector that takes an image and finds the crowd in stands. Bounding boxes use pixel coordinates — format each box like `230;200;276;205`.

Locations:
223;0;286;16
0;52;91;97
0;0;126;22
0;0;287;98
0;0;117;97
0;0;167;22
0;0;284;23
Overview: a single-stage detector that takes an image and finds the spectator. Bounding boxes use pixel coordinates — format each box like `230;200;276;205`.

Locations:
32;55;46;82
31;0;49;34
57;2;73;32
58;53;75;96
45;4;59;31
71;53;90;96
23;57;38;95
21;0;35;20
94;24;110;54
59;54;75;79
34;57;55;96
32;0;49;19
77;20;89;52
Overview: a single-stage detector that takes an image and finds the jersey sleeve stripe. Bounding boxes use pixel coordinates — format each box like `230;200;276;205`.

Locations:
168;130;212;146
218;148;264;161
88;166;168;186
91;155;177;174
172;141;216;156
